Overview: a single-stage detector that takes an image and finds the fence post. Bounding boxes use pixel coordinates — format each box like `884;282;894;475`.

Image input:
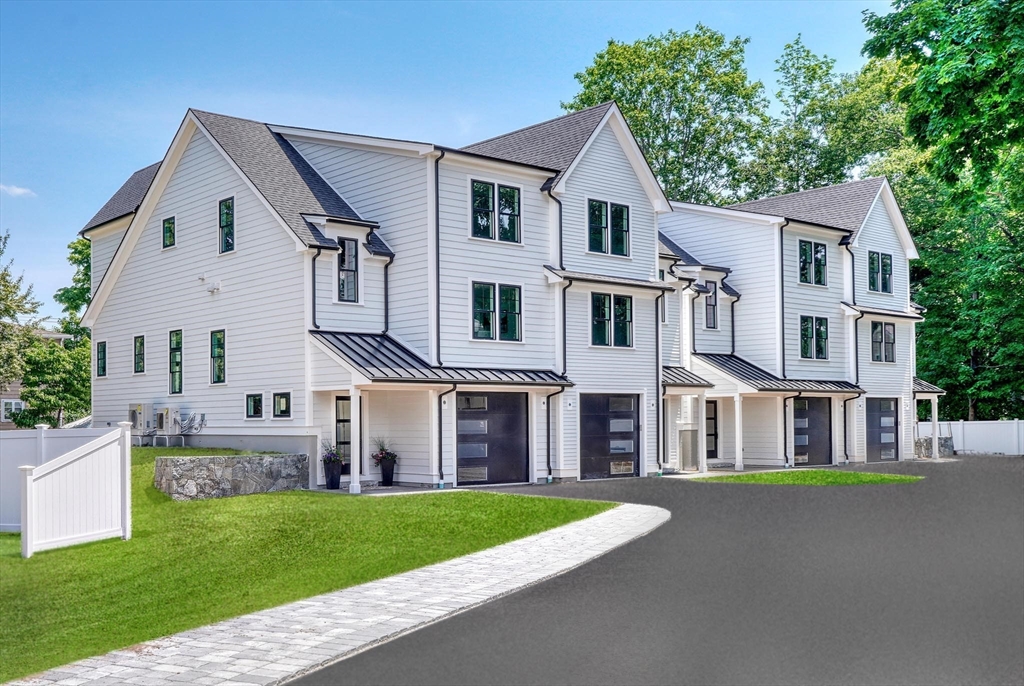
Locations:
117;422;133;541
34;424;49;466
20;465;34;558
959;419;966;453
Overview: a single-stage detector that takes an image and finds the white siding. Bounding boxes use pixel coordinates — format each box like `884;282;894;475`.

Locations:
561;125;657;282
693;277;733;355
91;129;309;429
741;396;780;463
853;199;910;311
857;319;915;459
309;345;353;389
662;274;682;366
90;222;129;294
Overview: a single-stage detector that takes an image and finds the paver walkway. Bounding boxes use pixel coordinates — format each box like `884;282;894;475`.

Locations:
13;502;668;686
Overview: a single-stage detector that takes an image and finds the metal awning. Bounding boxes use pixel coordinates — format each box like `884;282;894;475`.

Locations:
663;366;713;387
694;353;863;394
544;266;673;291
311;330;572;386
913;377;946;395
841;302;924;321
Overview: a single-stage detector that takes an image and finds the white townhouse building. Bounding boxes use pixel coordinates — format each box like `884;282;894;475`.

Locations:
79;103;941;489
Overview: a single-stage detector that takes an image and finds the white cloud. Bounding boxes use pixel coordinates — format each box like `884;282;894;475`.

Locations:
0;184;36;198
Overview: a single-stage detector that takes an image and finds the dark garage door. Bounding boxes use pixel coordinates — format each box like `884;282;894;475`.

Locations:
867;397;899;462
794;397;831;466
456;392;529;485
581;394;640;480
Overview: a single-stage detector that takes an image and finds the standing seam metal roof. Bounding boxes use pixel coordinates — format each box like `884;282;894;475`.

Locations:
662;366;713;387
694;353;863;393
913;378;946;395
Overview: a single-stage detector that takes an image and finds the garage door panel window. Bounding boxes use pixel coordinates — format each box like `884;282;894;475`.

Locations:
457;395;487;411
458;419;488;434
457;443;487;459
610;440;634;454
609;418;634;432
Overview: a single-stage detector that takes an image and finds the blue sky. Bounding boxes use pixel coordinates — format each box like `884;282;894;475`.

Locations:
0;0;889;322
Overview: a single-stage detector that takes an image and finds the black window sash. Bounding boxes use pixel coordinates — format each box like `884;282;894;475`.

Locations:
610;203;629;256
591;292;611;345
162;217;175;248
169;330;182;394
338;238;358;302
219;198;234;253
498;284;521;341
871;321;883;361
798;240;813;283
800;316;814;358
272;392;291;418
246;393;263;418
96;341;106;377
813;242;827;285
588;200;607;253
613;295;632;347
472;282;495;339
471;181;495;239
881;253;892;293
210;330;226;383
868;251;880;291
884;322;896;362
497;185;520;243
134;336;145;373
814;317;828;359
705;282;717;329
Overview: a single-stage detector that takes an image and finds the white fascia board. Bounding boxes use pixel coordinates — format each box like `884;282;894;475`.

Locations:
553;104;672;213
439;150;556;179
691;358;758;395
851;180;919;259
669;201;784;226
269;125;435;157
80;213;134;241
309;335;372;386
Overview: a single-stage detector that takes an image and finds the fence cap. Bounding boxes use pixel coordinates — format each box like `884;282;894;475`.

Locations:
116;421;133;428
34;424;50;430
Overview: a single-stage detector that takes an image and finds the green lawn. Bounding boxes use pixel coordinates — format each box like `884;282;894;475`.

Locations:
0;447;612;682
699;469;923;485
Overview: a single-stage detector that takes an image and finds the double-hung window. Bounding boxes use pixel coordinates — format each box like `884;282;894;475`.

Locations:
798;240;827;285
338;238;358;302
169;330;183;394
588;200;629;256
705;281;718;329
219;197;234;254
96;341;107;377
471;181;520;242
871;321;896;362
210;330;226;384
868;251;892;293
162;217;176;249
472;282;521;341
800;316;828;359
133;335;145;374
592;293;632;347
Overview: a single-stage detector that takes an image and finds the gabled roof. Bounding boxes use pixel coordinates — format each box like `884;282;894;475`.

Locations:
913;377;946;395
663;366;713;387
311;331;571;386
191;109;370;250
461;103;615;190
80;162;161;233
694;353;863;394
658;233;702;266
729;177;886;233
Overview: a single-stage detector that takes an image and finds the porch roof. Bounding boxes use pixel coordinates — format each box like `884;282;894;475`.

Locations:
311;330;573;386
913;377;946;395
663;366;713;387
694;353;863;394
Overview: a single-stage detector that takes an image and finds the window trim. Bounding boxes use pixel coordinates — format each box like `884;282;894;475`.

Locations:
209;328;226;385
585;198;632;258
467;177;524;245
96;340;107;378
704;281;718;330
271;391;293;420
797;239;828;287
161;215;176;250
132;334;146;375
870;320;897;363
467;279;525;343
244;392;264;420
590;291;634;348
867;250;894;294
218;196;235;255
613;294;633;347
335;236;361;305
799;315;829;360
1;398;26;423
168;328;183;396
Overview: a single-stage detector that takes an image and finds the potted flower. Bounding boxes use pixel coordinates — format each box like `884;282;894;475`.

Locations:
321;440;348;490
371;436;398;487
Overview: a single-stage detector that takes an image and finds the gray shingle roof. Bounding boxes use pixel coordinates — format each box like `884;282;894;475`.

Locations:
663;366;713;387
729;177;886;233
192;109;368;249
913;377;946;395
719;281;740;298
80;162;161;233
658;232;702;266
364;231;394;258
461;102;615;189
312;331;571;386
694;353;863;393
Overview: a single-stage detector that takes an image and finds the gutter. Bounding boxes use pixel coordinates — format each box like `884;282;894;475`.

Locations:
310;247;322;330
544;387;565;483
365;227;396;335
545;189;564;270
778;220;790;378
438;384;457;487
781;392;802;468
434;149;446;365
729;288;741;355
843;240;857;306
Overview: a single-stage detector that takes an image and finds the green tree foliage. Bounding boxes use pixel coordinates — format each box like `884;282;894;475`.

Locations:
863;0;1024;193
12;337;92;428
0;231;41;392
53;237;91;345
564;25;767;204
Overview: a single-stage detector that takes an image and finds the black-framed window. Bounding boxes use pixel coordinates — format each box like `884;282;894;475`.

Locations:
210;329;225;384
588;200;629;256
497;185;520;242
614;295;632;346
868;251;893;293
96;341;106;377
246;393;263;419
800;315;828;359
705;281;718;329
871;321;896;362
472;282;495;339
338;238;358;302
133;335;145;374
472;282;521;341
162;217;175;249
799;239;827;285
472;181;494;239
498;285;521;341
272;392;291;418
169;330;182;394
219;197;234;253
471;181;521;243
335;396;352;462
592;293;611;345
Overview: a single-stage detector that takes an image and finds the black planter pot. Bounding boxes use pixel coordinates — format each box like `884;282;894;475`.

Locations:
341;462;351;475
323;461;343;490
379;458;396;487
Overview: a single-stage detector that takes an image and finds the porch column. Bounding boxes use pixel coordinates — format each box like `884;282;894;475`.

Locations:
734;394;744;471
931;396;939;459
349;387;362;494
698;392;708;473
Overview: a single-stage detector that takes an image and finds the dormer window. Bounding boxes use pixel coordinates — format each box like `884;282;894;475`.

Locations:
798;240;827;285
471;181;520;243
868;251;892;293
705;282;718;329
588;200;629;256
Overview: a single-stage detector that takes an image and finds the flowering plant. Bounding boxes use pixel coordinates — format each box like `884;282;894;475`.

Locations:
371;435;398;467
321;439;347;464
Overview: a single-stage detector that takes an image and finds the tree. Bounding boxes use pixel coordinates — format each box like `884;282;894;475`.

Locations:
564;25;767;204
0;231;41;391
53;237;91;345
12;337;92;428
863;0;1024;193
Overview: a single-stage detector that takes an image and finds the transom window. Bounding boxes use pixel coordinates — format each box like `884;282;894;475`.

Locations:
96;341;106;377
169;330;182;395
800;315;828;359
162;217;175;249
868;251;893;293
592;293;633;347
471;282;521;341
246;393;263;419
210;329;226;384
133;335;145;374
799;240;827;285
871;321;896;362
705;281;718;329
219;197;234;254
471;181;520;242
338;238;359;302
272;392;291;418
588;200;629;256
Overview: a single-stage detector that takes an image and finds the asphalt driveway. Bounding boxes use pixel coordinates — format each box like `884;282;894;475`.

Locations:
293;456;1024;686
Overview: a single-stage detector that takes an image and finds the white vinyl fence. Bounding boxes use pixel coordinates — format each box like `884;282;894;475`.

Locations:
918;419;1024;456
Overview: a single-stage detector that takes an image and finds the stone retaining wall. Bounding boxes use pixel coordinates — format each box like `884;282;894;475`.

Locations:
155;454;309;501
914;436;954;458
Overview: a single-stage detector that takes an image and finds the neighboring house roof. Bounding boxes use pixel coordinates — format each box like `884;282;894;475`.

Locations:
694;353;863;394
80;162;161;233
728;177;886;234
544;266;673;291
913;377;946;395
841;302;924;321
461;102;615;190
663;366;713;387
311;331;572;386
191;109;371;250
